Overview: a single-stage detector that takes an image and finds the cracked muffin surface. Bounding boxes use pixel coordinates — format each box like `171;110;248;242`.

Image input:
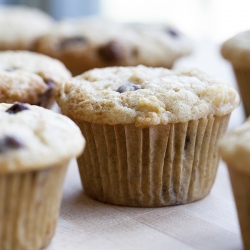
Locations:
57;65;239;127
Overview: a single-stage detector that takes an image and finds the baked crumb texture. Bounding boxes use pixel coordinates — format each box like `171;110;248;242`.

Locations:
0;103;85;173
58;65;239;127
0;51;71;108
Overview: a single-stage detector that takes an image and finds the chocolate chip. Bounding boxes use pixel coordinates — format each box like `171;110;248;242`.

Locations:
116;83;141;93
44;79;54;88
166;28;179;38
0;135;24;153
184;135;190;150
37;79;54;108
60;36;86;50
97;41;123;62
5;103;29;114
5;68;15;72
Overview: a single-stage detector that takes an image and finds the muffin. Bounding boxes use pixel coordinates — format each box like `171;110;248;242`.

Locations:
0;102;85;250
57;65;239;207
221;31;250;117
0;5;54;51
34;18;193;76
0;50;71;108
220;118;250;250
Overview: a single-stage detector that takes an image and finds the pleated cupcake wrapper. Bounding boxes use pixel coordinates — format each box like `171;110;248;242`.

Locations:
0;163;68;250
75;115;230;207
228;167;250;250
233;67;250;117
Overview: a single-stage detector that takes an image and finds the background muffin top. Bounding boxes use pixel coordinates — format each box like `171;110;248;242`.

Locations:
221;31;250;68
57;65;239;127
0;5;54;50
220;118;250;172
0;50;71;105
34;18;193;71
0;103;85;173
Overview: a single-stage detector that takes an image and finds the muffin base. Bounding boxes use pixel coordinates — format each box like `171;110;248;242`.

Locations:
228;167;250;250
75;114;230;207
233;66;250;117
0;163;68;250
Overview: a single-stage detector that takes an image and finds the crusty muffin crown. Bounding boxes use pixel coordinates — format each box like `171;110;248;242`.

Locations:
0;103;85;173
57;65;239;127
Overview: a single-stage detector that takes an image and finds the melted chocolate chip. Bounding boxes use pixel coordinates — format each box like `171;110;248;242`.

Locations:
37;79;54;108
5;68;15;72
166;28;179;38
0;135;24;153
116;83;141;93
97;41;123;62
60;36;86;50
184;135;190;150
5;103;29;114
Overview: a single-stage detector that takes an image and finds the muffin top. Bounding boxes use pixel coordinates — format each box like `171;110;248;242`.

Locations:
220;118;250;172
0;103;85;173
0;5;54;50
221;31;250;68
57;65;239;127
34;18;193;69
0;50;71;105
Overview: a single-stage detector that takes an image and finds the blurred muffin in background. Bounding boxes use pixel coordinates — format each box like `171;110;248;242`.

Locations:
221;31;250;117
34;18;193;76
220;118;250;250
0;50;71;109
0;5;54;51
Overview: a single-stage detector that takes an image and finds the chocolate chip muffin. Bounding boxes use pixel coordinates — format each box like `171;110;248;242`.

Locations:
0;50;71;108
220;118;250;250
34;18;193;76
0;102;85;250
57;65;239;207
221;31;250;117
0;5;54;51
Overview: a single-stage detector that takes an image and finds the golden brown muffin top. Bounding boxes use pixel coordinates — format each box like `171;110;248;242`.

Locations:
0;50;71;105
0;103;85;173
57;65;239;127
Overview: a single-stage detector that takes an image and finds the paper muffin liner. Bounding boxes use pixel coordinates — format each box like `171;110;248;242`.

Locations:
0;163;68;250
228;167;250;250
75;114;230;207
233;67;250;117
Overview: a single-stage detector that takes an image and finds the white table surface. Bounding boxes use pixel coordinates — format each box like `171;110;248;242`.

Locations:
46;39;246;250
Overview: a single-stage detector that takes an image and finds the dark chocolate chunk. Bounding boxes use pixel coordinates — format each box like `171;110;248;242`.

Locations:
166;28;179;38
116;83;141;93
44;79;54;88
60;36;86;50
37;79;54;108
184;135;190;150
0;135;24;153
97;41;123;62
5;103;29;114
5;68;15;72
